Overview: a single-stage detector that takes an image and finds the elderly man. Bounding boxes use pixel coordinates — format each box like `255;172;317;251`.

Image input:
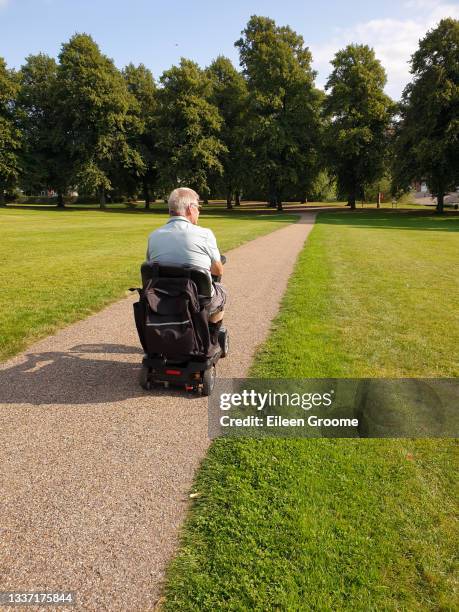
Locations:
146;187;227;327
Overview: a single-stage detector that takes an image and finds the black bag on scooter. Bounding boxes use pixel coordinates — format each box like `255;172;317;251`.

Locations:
143;276;201;358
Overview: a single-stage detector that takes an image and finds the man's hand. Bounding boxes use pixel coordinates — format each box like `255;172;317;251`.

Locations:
210;260;224;276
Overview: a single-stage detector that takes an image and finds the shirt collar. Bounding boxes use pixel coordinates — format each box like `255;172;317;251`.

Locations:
167;215;191;224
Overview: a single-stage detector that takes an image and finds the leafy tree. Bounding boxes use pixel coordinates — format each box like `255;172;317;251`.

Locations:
309;170;337;202
156;58;226;198
324;44;394;209
18;53;69;206
56;33;143;207
236;15;322;210
123;63;158;208
364;172;392;205
0;58;21;205
207;56;249;208
394;18;459;213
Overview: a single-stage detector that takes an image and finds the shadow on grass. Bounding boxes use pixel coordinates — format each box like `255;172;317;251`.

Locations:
316;208;459;232
0;344;195;405
3;203;169;214
3;202;301;221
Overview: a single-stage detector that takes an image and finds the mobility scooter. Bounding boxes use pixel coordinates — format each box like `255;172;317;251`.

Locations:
131;257;229;396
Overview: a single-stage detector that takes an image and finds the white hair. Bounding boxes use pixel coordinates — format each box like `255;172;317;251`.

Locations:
168;187;200;215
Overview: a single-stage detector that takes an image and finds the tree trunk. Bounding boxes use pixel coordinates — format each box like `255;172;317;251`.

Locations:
56;191;65;208
235;191;241;206
0;189;5;207
348;194;356;210
99;188;106;209
144;182;151;210
267;183;277;207
377;191;381;209
226;192;233;209
274;188;283;212
436;192;444;214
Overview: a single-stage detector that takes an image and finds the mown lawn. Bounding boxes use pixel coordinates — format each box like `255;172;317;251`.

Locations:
254;210;459;378
164;210;459;611
0;205;297;361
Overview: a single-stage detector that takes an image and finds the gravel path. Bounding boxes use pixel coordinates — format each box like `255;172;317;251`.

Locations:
0;213;316;611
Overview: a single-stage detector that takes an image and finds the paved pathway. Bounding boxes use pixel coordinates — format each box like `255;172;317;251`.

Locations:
0;213;316;611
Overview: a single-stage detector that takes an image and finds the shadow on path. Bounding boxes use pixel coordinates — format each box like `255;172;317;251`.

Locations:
0;344;191;405
316;209;459;232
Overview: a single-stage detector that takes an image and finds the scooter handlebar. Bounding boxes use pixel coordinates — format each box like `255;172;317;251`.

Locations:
212;254;226;282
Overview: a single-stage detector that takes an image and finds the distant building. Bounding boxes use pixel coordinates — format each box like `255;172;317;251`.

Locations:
412;180;428;194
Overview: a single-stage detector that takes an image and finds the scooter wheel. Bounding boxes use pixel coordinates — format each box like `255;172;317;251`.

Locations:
138;367;152;390
219;330;229;358
201;366;216;396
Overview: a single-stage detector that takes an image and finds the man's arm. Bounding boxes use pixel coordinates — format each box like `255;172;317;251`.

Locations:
210;260;223;276
206;229;223;277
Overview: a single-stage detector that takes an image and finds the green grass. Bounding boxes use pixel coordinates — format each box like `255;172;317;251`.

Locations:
0;205;297;361
164;210;459;611
253;210;459;378
165;439;457;611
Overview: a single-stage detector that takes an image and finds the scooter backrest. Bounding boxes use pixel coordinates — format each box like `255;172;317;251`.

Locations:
141;261;213;299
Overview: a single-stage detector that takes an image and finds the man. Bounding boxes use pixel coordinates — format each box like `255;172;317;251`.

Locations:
146;187;227;327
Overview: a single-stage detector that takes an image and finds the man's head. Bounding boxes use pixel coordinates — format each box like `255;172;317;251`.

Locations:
168;187;201;225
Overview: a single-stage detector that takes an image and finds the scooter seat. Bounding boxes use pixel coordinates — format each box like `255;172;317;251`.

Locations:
141;261;213;299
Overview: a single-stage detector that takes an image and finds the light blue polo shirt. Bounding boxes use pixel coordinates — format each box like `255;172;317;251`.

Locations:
146;216;221;280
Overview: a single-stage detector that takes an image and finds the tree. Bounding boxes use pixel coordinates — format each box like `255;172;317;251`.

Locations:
235;15;323;210
364;172;392;205
18;53;69;206
55;33;143;207
394;18;459;213
308;170;337;202
156;58;226;198
323;44;394;209
0;58;21;205
122;63;158;208
206;56;249;208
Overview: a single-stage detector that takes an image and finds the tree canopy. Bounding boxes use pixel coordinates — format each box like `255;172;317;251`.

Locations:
236;16;323;210
0;58;21;205
323;44;394;208
18;53;67;204
394;18;459;213
156;58;226;198
123;63;158;208
206;56;249;208
55;33;143;207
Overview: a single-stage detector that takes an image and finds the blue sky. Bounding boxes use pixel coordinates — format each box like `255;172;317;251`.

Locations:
1;0;458;99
